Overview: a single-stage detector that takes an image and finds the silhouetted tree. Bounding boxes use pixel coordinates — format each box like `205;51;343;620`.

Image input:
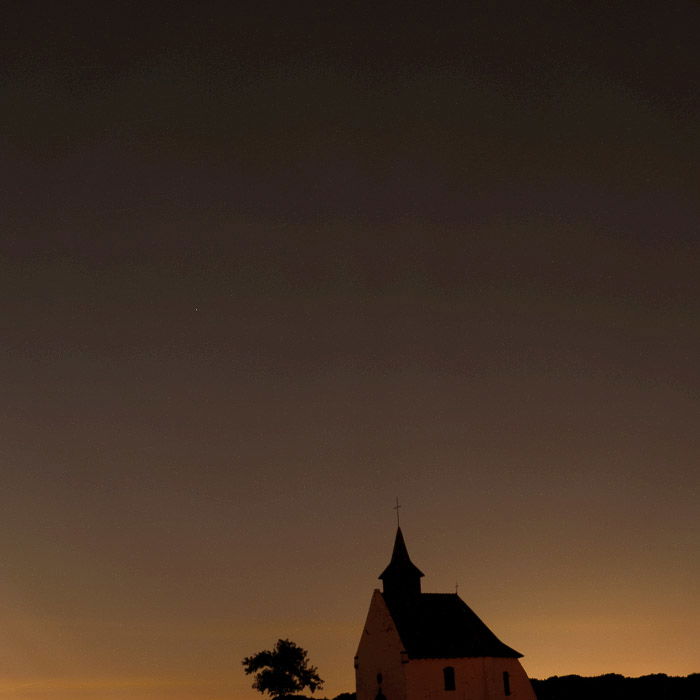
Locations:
242;639;324;700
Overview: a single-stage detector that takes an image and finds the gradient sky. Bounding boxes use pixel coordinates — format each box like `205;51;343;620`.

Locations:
2;3;699;699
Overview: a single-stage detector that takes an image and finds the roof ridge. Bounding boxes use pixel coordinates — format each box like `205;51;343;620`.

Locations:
384;589;523;659
421;592;458;597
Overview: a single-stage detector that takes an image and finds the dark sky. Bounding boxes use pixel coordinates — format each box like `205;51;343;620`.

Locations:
2;3;699;699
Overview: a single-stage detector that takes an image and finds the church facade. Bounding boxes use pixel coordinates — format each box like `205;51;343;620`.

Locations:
355;528;536;700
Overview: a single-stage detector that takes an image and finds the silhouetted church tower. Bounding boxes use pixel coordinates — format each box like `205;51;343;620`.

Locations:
379;527;424;600
355;526;536;700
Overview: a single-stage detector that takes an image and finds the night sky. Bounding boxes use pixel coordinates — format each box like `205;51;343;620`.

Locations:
2;3;699;699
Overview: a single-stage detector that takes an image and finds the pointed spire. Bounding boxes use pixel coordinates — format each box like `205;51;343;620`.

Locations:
379;527;424;599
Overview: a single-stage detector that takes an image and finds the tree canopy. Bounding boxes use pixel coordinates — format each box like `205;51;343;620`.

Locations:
242;638;324;699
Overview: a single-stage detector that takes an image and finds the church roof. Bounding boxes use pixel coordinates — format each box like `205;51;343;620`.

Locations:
378;527;424;581
384;592;523;660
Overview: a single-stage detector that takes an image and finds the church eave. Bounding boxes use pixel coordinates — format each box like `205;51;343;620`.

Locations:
405;650;524;660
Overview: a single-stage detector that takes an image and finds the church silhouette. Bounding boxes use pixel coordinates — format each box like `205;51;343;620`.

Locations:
355;527;536;700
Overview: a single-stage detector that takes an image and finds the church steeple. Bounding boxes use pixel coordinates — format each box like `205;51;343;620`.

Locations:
379;527;424;600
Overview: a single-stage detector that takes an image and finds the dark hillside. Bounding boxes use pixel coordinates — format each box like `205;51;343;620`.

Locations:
316;674;700;700
532;673;700;700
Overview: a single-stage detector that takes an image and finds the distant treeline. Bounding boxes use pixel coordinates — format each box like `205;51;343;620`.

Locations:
284;695;355;700
291;674;700;700
531;673;700;700
283;694;354;700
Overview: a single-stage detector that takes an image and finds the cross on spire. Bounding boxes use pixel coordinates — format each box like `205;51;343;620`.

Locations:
393;497;401;527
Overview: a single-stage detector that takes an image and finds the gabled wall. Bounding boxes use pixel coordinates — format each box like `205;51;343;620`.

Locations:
405;657;537;700
355;590;408;700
